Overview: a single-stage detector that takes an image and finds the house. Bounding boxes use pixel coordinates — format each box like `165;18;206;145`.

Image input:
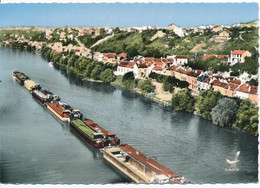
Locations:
117;53;127;61
213;30;231;43
186;70;203;92
102;53;117;64
164;65;180;77
197;73;209;92
227;50;252;66
114;61;138;78
224;83;240;97
174;67;191;81
212;25;222;33
210;80;228;95
235;84;258;103
151;61;166;75
174;55;189;65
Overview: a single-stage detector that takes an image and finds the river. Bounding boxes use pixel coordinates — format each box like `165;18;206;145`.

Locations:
0;47;258;184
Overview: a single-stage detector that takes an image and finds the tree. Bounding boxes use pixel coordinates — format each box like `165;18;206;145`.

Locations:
233;99;258;135
126;46;139;58
210;98;238;127
138;80;155;94
122;72;136;90
196;90;223;120
100;69;116;83
163;77;174;93
172;90;194;113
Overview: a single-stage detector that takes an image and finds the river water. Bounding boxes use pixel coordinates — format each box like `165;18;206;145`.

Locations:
0;47;258;184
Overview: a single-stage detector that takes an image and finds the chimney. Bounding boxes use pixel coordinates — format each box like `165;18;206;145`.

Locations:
248;86;251;92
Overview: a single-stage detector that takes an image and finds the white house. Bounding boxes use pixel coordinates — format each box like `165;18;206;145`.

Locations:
167;55;189;66
227;50;252;66
114;61;138;78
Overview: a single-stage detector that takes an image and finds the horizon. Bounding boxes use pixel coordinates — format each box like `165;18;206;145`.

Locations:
0;3;258;28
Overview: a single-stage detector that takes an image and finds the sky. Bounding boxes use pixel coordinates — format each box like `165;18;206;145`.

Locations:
0;2;258;28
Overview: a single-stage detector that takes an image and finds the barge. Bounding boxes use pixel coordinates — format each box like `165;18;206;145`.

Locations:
101;144;189;184
70;119;105;148
24;79;41;91
31;89;60;106
47;101;72;122
12;70;30;85
83;119;120;146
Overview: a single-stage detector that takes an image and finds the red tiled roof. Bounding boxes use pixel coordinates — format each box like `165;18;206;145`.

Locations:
118;61;136;68
236;84;258;94
217;55;228;59
211;80;227;88
144;57;155;62
175;55;188;59
153;66;164;71
104;53;116;58
117;53;127;58
232;50;247;55
203;54;228;60
230;79;241;85
138;63;148;68
186;70;203;77
224;83;240;91
203;55;215;60
212;25;219;28
167;65;179;70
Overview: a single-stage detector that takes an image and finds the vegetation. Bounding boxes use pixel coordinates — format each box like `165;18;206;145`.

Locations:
196;90;223;120
172;90;194;113
137;80;156;94
233;99;258;136
210;98;238;127
149;72;189;91
122;72;137;90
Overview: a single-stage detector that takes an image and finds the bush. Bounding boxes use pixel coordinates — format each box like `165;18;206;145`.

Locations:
172;90;194;113
138;80;155;94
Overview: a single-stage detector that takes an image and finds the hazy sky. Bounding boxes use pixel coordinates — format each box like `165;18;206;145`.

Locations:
0;3;258;28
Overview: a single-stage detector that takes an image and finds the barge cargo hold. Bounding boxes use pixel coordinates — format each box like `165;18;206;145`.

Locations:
83;119;120;146
47;101;71;122
24;80;41;91
70;119;104;148
12;70;29;85
101;144;189;184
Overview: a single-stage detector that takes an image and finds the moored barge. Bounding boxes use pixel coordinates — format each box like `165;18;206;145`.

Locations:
70;119;105;148
47;101;72;122
24;79;41;91
83;119;120;146
12;70;30;85
31;89;60;106
101;144;189;184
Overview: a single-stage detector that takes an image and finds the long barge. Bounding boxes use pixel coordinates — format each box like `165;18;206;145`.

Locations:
101;144;189;184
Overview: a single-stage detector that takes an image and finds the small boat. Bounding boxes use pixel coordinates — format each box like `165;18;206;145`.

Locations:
48;62;53;67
